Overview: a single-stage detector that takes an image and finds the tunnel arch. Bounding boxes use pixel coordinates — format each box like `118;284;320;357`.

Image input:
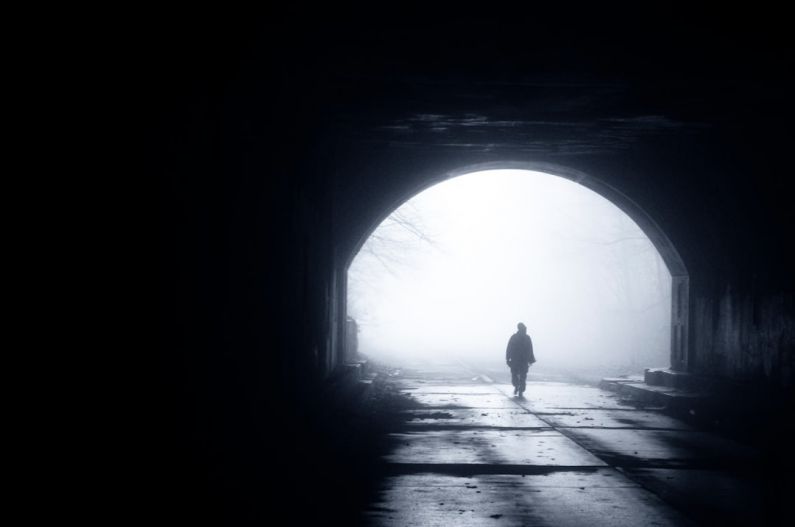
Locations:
343;161;690;371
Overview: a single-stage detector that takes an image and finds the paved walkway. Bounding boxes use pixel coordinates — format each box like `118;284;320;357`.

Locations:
362;360;768;526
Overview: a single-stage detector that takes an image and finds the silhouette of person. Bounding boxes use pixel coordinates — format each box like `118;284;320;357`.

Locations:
506;322;535;397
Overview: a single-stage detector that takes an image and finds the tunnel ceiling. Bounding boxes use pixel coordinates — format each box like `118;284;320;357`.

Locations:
236;8;791;158
331;84;712;156
155;6;792;158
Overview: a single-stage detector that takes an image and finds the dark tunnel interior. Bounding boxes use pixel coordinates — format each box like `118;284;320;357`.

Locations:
153;5;795;525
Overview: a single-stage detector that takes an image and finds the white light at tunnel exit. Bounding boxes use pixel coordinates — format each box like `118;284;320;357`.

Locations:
347;169;671;379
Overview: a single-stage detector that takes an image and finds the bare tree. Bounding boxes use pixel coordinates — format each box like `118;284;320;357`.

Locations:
347;202;439;328
356;203;439;276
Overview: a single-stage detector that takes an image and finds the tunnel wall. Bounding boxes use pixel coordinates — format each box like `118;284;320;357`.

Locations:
692;288;794;387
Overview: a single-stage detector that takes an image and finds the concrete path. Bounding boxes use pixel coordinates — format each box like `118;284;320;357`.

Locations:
362;360;767;526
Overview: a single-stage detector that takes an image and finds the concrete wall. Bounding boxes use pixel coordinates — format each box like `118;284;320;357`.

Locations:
693;289;794;388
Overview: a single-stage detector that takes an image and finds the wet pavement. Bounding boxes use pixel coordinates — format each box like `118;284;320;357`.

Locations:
361;359;773;526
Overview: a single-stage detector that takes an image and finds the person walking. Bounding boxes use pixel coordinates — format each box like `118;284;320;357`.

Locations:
506;322;535;397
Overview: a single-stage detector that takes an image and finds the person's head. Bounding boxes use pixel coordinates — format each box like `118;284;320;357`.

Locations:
517;322;526;334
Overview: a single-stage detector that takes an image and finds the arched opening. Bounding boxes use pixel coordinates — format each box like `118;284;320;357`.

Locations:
344;163;689;381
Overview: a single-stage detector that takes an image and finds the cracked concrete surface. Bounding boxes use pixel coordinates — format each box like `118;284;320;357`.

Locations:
361;359;770;526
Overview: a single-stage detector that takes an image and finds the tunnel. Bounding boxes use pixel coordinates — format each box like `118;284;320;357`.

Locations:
154;6;794;526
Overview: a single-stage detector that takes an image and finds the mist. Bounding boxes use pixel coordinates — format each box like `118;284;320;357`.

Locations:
347;170;671;380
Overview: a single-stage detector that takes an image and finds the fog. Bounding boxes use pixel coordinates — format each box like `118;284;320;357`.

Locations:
347;170;671;380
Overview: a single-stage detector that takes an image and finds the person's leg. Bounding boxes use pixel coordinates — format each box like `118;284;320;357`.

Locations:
510;368;519;394
519;369;527;395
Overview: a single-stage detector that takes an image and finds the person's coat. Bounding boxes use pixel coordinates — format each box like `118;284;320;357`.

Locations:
506;332;535;371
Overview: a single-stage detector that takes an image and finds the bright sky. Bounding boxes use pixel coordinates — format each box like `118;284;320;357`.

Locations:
348;169;671;376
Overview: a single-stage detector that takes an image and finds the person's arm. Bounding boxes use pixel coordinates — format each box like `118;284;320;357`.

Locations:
528;337;536;364
506;337;512;365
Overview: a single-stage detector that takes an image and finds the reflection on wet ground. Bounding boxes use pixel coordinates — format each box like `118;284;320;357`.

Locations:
362;359;773;526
